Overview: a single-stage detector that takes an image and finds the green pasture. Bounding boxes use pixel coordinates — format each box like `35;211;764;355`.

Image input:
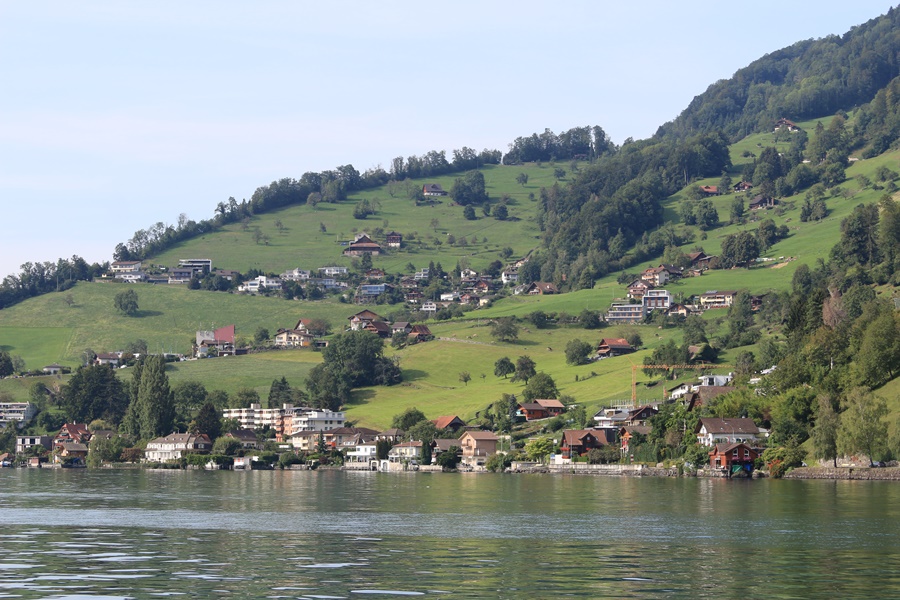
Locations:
0;327;76;371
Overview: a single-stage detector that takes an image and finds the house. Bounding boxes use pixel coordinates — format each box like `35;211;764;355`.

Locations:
409;324;433;341
709;442;760;472
501;269;519;285
53;423;91;449
525;282;558;295
421;301;438;313
343;234;382;256
348;309;383;331
225;429;260;450
365;268;386;280
385;231;403;248
605;302;643;324
733;181;753;193
169;267;197;283
357;283;389;303
596;338;635;358
391;322;412;335
460;268;478;280
144;433;212;462
364;320;392;338
774;118;800;132
430;438;461;459
698;290;738;310
414;268;430;281
213;269;240;281
517;402;551;421
194;325;236;357
405;290;423;304
238;275;282;293
378;428;405;442
274;329;314;347
687;251;713;269
627;279;654;300
625;405;658;425
699;373;734;387
749;195;777;210
440;291;460;302
55;442;89;464
345;439;379;464
685;386;737;412
423;183;448;196
110;260;143;273
559;429;607;459
642;266;669;287
658;264;684;280
665;303;694;318
699;185;720;196
695;418;765;447
0;402;38;427
458;431;498;468
643;289;672;313
281;268;312;281
535;399;565;417
178;258;213;273
15;435;52;455
432;415;466;432
592;408;631;430
94;352;121;367
619;425;651;455
42;364;65;375
319;266;349;277
667;382;692;400
388;441;423;463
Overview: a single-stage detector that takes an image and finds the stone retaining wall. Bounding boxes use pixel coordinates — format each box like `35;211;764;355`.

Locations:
785;467;900;480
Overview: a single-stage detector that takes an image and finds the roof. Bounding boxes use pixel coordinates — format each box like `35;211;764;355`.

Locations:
535;399;565;410
365;321;392;334
712;442;758;454
432;415;465;430
528;282;558;293
459;431;498;441
432;438;459;452
349;309;382;321
148;433;212;445
561;429;606;446
518;402;546;412
696;418;761;435
598;338;633;350
226;429;258;442
620;425;652;436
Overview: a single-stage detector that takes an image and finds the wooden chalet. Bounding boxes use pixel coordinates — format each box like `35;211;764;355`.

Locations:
423;183;448;196
699;185;720;196
348;309;383;331
385;231;403;248
749;195;777;210
364;320;392;338
517;402;551;421
343;234;382;256
525;282;559;295
432;415;466;432
559;429;607;459
709;442;760;476
733;181;753;193
535;399;565;417
596;338;635;358
627;279;654;300
774;118;800;132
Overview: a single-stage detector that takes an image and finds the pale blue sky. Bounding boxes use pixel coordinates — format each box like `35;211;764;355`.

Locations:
0;1;895;279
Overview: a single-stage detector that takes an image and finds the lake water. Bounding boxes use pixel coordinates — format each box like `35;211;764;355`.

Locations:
1;469;899;599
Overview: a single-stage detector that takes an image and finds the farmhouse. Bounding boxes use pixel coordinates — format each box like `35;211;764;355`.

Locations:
343;234;382;256
423;183;448;196
559;429;607;459
596;338;635;358
695;418;765;447
144;433;212;462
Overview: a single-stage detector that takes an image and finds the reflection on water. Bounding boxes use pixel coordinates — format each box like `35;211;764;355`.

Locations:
1;469;899;598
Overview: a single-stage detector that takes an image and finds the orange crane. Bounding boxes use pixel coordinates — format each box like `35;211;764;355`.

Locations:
631;363;734;403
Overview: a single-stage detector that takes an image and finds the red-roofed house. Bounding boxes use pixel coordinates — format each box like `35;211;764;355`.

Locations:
432;415;466;431
596;338;634;358
559;429;607;459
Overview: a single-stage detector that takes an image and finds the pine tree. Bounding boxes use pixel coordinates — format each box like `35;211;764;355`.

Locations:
125;356;175;440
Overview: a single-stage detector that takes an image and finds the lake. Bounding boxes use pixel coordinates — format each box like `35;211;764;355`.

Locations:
1;469;899;598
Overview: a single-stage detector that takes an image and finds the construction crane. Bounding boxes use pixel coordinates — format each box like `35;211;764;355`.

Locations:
631;363;734;403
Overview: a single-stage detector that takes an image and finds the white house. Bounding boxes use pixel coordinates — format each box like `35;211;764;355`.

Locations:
388;441;422;463
290;408;346;434
144;433;212;462
0;402;38;428
421;302;438;313
695;418;765;447
642;289;672;313
319;266;349;277
281;268;311;281
238;276;283;293
501;270;519;285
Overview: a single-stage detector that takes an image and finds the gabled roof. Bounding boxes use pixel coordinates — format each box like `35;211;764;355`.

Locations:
431;438;460;452
598;338;633;350
561;429;606;446
349;309;382;321
226;429;258;442
432;415;466;430
535;399;565;410
712;441;758;454
459;431;498;441
696;417;761;435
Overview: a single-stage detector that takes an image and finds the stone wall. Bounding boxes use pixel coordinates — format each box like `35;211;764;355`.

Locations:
785;467;900;480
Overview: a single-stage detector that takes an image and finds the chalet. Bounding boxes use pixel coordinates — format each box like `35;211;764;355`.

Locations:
348;309;383;331
687;251;713;269
94;352;121;367
559;429;607;459
432;415;466;432
699;185;720;196
423;183;448;196
274;328;314;348
391;322;412;335
627;279;653;300
53;423;90;449
55;442;88;464
459;431;498;468
363;320;392;338
659;264;684;279
430;438;461;460
641;266;669;287
597;338;635;358
665;303;694;318
144;433;212;462
525;282;558;295
409;324;433;341
517;403;551;421
364;268;386;280
385;231;403;248
626;405;658;425
774;118;800;132
605;302;643;324
501;269;519;285
194;325;236;357
749;195;777;210
733;181;753;193
213;269;240;281
343;234;382;256
698;290;738;309
535;399;565;417
293;318;313;333
405;290;423;304
377;428;405;442
695;417;765;447
709;442;760;473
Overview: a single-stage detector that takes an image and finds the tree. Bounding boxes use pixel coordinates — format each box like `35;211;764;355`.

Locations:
435;446;461;469
212;436;242;456
494;357;515;379
522;372;558;401
720;231;760;268
493;205;508;220
694;199;719;230
430;218;439;232
121;355;174;440
392;407;426;431
525;437;554;462
463;205;476;220
254;327;270;345
516;173;529;186
234;387;260;409
450;171;488;205
730;196;745;224
565;339;593;366
513;355;537;384
87;434;129;467
812;395;840;468
491;318;519;342
114;289;139;316
60;364;128;425
553;167;566;180
189;401;223;441
267;377;293;409
458;371;471;387
172;380;208;422
0;351;12;377
837;387;888;466
579;309;602;329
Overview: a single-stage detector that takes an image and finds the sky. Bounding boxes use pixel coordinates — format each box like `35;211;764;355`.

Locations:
0;1;896;280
